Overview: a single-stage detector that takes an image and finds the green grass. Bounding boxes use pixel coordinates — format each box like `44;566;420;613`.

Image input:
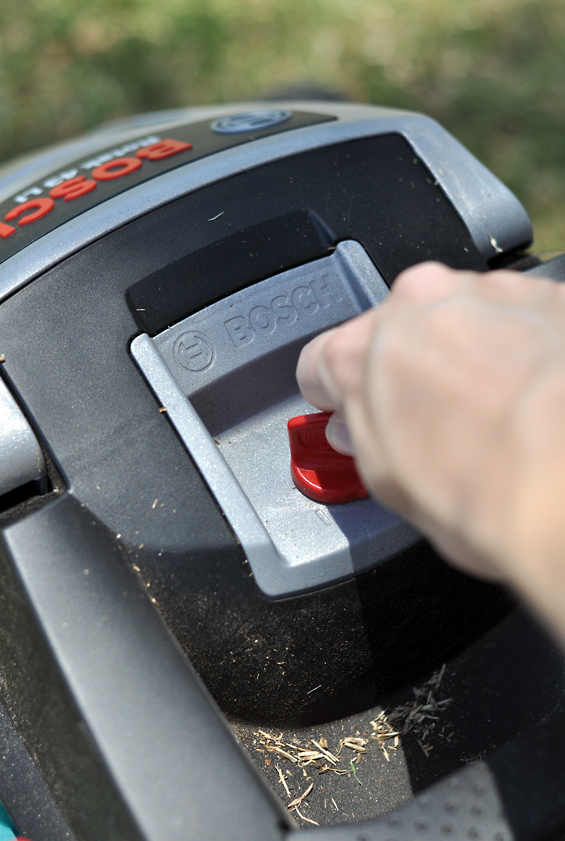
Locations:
1;0;564;250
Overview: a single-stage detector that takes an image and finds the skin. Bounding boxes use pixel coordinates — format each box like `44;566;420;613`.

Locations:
296;262;565;649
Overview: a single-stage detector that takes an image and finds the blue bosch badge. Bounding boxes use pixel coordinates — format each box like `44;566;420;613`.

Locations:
211;110;292;134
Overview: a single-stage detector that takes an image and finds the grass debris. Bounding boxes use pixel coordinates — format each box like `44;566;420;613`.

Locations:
251;665;454;825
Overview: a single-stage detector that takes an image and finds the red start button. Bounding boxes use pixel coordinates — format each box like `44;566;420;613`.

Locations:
287;412;368;504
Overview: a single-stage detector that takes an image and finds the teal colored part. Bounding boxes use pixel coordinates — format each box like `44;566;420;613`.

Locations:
0;801;17;840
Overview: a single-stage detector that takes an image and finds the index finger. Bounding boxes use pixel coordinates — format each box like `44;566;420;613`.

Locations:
296;262;473;412
296;308;380;411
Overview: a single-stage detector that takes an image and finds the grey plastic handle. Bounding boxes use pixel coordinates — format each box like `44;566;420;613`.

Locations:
131;240;420;599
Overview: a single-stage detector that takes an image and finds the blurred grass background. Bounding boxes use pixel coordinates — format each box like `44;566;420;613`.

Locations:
0;0;564;250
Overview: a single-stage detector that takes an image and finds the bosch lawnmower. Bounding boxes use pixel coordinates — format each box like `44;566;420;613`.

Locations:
0;100;563;841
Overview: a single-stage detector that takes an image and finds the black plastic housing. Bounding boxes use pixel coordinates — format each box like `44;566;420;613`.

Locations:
0;118;559;841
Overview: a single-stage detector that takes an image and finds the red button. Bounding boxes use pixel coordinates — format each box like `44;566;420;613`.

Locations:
288;412;368;504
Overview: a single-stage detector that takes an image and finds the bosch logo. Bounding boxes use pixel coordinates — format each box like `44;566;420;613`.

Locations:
211;110;292;134
174;332;215;372
0;137;192;241
224;273;342;349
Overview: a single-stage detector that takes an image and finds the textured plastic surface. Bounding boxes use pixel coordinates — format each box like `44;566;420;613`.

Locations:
288;413;367;503
488;711;565;841
289;763;513;841
525;252;565;282
1;494;291;841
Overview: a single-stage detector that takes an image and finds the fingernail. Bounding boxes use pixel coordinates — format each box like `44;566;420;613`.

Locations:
326;419;355;456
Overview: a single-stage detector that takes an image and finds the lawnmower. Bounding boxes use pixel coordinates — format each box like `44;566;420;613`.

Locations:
0;99;563;841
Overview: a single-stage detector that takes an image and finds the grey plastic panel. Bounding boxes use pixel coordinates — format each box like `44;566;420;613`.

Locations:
0;376;45;497
152;240;385;399
0;102;532;305
525;252;565;282
131;241;420;598
3;494;292;841
293;762;513;841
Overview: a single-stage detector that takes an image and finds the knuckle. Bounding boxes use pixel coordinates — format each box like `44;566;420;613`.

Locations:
323;328;363;393
392;262;445;298
323;329;350;375
393;265;427;296
392;262;469;308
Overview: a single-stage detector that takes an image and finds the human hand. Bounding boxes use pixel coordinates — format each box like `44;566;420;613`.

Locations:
297;263;565;645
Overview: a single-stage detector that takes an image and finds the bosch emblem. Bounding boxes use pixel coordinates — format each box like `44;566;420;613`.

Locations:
211;110;292;134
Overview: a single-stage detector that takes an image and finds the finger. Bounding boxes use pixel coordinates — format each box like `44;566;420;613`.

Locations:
325;411;354;455
297;308;380;411
472;268;558;308
387;262;550;314
390;262;472;307
295;327;341;412
297;262;470;411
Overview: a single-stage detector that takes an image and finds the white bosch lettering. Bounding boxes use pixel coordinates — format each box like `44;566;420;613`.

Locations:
80;135;160;170
14;186;43;204
43;169;79;190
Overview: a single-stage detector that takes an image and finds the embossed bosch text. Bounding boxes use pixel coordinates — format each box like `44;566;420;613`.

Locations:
224;273;342;348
